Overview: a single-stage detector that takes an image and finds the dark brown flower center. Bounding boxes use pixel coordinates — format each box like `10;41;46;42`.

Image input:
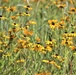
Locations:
52;22;55;25
0;15;2;17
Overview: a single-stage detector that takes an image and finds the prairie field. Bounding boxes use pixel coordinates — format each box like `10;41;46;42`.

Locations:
0;0;76;75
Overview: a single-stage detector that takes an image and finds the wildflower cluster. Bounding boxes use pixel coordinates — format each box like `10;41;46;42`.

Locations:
0;0;76;75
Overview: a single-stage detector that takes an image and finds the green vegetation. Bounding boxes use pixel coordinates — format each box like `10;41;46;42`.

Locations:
0;0;76;75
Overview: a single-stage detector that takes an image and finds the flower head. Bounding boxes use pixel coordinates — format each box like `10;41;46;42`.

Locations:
48;20;58;29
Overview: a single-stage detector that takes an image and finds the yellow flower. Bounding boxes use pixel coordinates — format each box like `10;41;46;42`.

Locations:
68;7;76;14
12;27;20;33
54;64;61;69
49;60;55;64
48;20;58;29
45;46;52;52
17;39;26;44
10;16;18;20
23;12;31;16
65;16;70;22
52;54;65;62
27;42;33;48
45;39;55;47
61;39;73;46
70;7;76;12
6;6;16;12
23;28;33;36
63;32;76;37
50;60;61;69
41;51;46;54
25;37;30;41
16;13;24;16
45;40;52;45
52;54;57;58
42;60;50;63
16;59;25;63
12;23;19;27
58;21;65;29
57;4;66;8
48;20;58;24
33;44;44;51
28;21;36;25
0;15;7;20
68;11;74;14
23;5;33;10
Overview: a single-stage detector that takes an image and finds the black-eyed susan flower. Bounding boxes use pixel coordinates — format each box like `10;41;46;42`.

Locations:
58;21;65;29
6;6;16;12
0;15;7;20
17;39;27;49
65;16;70;22
48;20;58;29
23;28;33;36
10;16;18;20
17;39;27;44
52;54;65;62
57;4;66;9
26;42;33;48
23;5;33;10
45;45;52;52
61;39;73;46
33;44;44;51
12;27;20;33
63;32;76;37
70;7;76;12
23;12;31;16
68;7;76;14
12;23;19;27
45;39;55;47
16;12;24;16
